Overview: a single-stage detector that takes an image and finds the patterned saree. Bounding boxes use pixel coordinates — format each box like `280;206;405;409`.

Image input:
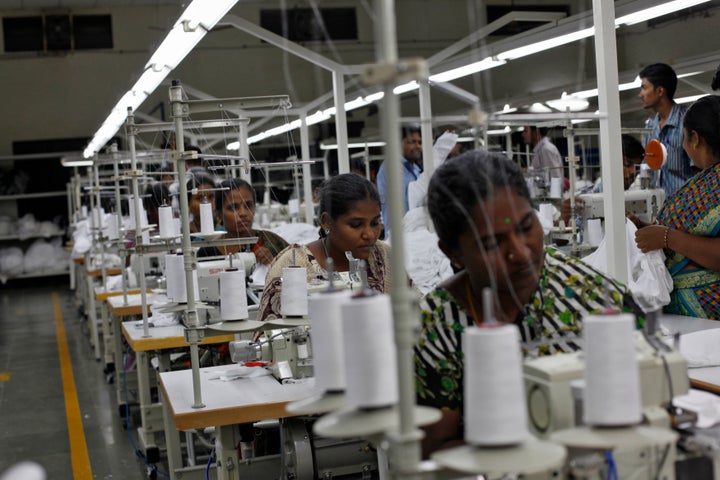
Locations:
657;163;720;319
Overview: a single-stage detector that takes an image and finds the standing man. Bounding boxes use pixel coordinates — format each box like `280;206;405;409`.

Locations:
522;126;564;179
377;125;422;237
638;63;693;196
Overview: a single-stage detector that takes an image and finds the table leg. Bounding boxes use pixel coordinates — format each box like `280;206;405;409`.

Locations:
86;275;101;360
216;425;240;480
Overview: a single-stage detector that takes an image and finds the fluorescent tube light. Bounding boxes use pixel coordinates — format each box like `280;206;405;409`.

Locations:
546;92;590;112
430;57;507;83
494;104;517;114
61;157;94;167
83;0;238;158
497;27;594;61
206;0;715;151
529;103;553;113
393;81;419;95
616;0;710;25
676;94;708;104
319;141;386;150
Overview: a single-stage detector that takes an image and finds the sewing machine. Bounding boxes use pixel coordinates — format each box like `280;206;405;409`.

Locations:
524;330;688;437
196;253;256;300
579;187;666;225
524;332;694;479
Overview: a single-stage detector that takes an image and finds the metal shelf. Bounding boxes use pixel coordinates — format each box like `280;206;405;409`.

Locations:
0;269;69;284
0;191;68;201
0;232;65;241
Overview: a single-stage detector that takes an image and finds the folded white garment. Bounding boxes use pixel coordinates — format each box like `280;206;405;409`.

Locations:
673;388;720;429
677;328;720;368
207;366;271;381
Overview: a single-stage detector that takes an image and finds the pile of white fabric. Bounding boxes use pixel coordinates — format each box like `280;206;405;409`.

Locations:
269;222;318;245
402;208;453;295
23;238;69;274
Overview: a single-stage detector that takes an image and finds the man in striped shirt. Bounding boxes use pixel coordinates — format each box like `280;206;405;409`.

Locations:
638;63;694;196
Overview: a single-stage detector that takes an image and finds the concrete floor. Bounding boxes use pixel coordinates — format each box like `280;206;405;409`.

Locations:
0;278;151;479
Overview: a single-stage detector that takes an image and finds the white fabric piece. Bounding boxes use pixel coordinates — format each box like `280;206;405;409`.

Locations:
269;222;317;245
206;366;272;381
581;220;672;312
673;389;720;429
88;253;122;270
407;131;459;210
676;328;720;368
0;247;24;275
71;219;92;256
23;238;68;274
535;208;554;236
402;208;453;294
251;263;269;286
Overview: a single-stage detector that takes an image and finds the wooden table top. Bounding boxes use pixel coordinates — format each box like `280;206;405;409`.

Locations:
160;366;317;430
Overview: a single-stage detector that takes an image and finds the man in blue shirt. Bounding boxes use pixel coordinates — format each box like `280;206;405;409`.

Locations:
376;125;422;238
638;63;693;196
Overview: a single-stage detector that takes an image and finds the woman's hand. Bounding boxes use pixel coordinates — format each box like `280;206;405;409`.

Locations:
254;246;274;265
635;225;666;253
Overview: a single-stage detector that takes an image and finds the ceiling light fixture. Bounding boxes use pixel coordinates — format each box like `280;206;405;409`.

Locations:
429;57;507;82
221;0;713;148
676;93;708;104
546;92;590;112
82;0;238;158
616;0;710;25
319;141;386;150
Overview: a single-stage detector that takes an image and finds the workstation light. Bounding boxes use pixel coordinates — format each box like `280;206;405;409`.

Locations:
615;0;710;25
85;0;711;156
61;157;94;167
319;141;386;150
83;0;239;158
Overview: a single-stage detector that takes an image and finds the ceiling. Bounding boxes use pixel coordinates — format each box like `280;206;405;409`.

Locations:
0;0;718;155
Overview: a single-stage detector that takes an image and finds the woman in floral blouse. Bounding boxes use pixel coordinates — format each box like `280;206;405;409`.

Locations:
415;150;644;457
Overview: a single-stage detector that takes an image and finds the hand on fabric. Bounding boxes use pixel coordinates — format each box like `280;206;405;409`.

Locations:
634;225;666;253
254;246;273;265
626;213;650;229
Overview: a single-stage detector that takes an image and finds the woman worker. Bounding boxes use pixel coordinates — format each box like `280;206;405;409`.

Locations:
198;178;288;265
257;173;391;321
186;171;218;235
415;150;644;457
635;95;720;319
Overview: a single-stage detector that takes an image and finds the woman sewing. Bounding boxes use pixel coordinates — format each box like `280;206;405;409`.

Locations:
197;178;288;265
257;173;391;322
415;150;644;457
635;95;720;319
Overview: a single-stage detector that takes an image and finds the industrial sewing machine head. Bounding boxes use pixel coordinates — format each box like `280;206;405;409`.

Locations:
578;187;666;229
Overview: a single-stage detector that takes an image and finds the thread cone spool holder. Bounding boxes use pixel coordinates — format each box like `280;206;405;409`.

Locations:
264;316;311;328
644;139;667;171
206;319;265;332
190;231;225;240
550;425;677;451
285;391;346;415
431;437;567;477
313;405;441;438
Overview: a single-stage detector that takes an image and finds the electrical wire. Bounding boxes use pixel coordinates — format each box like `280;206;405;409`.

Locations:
205;446;216;480
604;450;618;480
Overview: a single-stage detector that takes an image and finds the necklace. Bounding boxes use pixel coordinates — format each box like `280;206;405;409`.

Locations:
464;276;481;326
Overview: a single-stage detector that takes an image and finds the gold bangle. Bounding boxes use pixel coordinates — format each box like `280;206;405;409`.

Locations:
663;226;670;249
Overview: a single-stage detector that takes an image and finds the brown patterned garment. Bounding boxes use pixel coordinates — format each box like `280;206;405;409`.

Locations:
257;241;393;321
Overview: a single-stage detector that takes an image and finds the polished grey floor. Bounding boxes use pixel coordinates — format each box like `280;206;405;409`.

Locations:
0;278;149;479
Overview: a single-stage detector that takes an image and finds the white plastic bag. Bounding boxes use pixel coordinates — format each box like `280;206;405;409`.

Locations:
582;220;672;312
